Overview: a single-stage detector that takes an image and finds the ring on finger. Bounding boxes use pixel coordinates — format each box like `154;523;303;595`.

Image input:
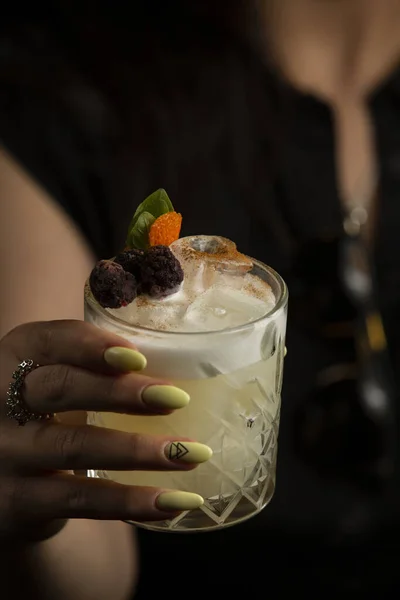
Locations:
6;359;55;426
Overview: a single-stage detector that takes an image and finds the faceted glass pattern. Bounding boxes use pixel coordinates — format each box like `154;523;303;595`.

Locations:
86;259;287;532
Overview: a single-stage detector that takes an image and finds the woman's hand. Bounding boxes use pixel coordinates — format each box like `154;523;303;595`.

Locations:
0;320;208;543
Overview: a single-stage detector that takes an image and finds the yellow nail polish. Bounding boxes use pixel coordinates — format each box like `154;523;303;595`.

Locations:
284;346;287;357
104;347;147;372
142;385;190;409
165;442;213;464
156;491;204;512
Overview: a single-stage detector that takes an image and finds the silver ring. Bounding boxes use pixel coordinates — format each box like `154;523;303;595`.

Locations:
6;359;54;426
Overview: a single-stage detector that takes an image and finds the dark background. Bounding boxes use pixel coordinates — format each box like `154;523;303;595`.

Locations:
1;2;400;598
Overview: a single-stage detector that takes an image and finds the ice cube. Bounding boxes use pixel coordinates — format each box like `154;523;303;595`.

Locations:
170;236;253;295
182;285;269;332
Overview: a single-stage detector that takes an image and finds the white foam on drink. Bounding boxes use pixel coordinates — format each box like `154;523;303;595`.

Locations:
111;288;188;331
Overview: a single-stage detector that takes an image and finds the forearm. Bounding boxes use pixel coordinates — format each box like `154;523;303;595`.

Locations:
2;520;138;600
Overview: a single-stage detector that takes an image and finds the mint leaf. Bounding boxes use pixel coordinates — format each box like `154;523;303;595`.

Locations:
125;189;174;247
127;211;156;250
133;189;173;227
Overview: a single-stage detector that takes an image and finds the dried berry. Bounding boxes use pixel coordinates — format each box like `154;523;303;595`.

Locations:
149;211;182;247
140;246;184;298
89;260;137;308
114;249;144;278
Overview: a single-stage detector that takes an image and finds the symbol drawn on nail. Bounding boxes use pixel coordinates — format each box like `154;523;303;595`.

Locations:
169;442;189;460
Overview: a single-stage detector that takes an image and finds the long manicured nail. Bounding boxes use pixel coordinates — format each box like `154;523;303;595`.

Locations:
156;491;204;512
104;347;147;371
142;385;190;409
165;441;213;464
284;346;287;357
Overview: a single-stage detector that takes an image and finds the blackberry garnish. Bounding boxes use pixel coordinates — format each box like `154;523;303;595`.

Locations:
89;260;137;308
140;246;184;298
114;249;144;278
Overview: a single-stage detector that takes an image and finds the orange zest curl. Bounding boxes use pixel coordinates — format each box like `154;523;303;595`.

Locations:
149;211;182;247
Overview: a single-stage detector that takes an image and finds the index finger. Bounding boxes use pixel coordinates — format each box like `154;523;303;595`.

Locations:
7;320;146;374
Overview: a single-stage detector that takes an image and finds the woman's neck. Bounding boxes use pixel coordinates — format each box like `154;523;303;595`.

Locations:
263;0;400;102
262;0;400;229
